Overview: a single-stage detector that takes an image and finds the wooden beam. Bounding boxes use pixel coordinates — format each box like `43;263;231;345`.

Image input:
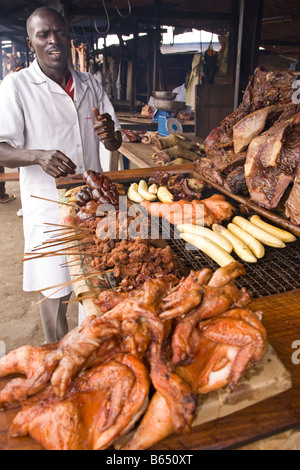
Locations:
261;40;300;47
68;7;230;23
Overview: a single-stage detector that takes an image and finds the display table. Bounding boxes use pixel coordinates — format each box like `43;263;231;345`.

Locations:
1;289;300;450
118;132;203;169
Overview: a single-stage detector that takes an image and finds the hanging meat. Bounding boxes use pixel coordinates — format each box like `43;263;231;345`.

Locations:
76;43;88;72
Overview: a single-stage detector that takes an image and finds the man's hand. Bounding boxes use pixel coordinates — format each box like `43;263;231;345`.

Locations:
0;143;76;178
93;108;116;143
36;150;77;178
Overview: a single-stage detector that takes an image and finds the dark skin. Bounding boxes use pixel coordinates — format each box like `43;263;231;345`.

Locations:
0;7;121;178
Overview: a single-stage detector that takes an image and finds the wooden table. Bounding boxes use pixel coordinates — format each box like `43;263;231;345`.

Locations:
117;112;195;132
118;132;202;169
1;289;300;450
117;112;158;131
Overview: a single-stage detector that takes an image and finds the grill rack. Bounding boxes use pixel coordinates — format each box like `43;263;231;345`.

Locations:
143;204;300;299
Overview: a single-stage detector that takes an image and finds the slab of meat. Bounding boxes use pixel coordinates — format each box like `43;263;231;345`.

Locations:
233;105;277;154
224;166;248;196
201;67;300;198
285;166;300;225
245;113;300;210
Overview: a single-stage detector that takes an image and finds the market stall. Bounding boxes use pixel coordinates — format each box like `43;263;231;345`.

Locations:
0;162;299;450
0;0;300;454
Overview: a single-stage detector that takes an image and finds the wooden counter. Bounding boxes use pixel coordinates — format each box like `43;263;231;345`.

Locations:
1;289;300;450
117;112;195;132
119;132;202;169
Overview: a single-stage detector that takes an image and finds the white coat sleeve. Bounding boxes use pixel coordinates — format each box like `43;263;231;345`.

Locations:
0;75;25;149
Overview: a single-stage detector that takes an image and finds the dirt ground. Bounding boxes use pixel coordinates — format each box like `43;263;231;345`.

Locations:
0;171;78;353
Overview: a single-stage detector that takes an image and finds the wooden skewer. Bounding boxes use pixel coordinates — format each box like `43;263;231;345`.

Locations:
36;272;102;297
31;195;104;216
62;294;98;304
36;265;114;294
32;238;91;252
23;251;101;262
59;261;83;268
31;194;78;208
43;222;95;233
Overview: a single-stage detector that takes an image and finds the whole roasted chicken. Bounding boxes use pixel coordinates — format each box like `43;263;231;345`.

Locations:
0;263;267;450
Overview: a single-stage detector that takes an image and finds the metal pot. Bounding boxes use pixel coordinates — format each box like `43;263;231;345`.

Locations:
152;91;177;100
154;99;186;112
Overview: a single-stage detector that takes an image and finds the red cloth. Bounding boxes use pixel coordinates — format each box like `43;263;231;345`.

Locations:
64;73;75;100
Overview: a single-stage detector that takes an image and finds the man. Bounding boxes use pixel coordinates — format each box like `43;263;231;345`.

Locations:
0;7;122;342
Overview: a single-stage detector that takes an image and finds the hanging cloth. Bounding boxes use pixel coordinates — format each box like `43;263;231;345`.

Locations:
186;53;202;111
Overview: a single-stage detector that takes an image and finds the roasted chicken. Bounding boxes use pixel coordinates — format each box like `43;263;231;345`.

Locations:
0;262;267;450
123;307;267;450
10;353;150;450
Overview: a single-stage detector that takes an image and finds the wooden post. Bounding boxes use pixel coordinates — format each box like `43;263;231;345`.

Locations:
234;0;264;108
147;31;154;101
130;32;138;114
227;0;239;85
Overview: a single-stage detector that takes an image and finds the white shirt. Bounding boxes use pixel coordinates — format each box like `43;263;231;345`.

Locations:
0;59;121;297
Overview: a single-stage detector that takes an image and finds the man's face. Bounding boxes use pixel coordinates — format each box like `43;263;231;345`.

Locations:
27;11;70;75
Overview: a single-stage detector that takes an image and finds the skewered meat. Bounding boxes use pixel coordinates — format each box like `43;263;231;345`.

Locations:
75;186;93;207
83;170;120;207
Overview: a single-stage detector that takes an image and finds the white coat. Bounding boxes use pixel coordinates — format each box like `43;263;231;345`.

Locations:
0;59;121;298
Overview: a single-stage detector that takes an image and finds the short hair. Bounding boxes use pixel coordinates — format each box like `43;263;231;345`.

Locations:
26;7;67;37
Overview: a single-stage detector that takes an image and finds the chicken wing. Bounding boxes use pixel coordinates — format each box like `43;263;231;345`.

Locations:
10;353;150;450
0;345;57;409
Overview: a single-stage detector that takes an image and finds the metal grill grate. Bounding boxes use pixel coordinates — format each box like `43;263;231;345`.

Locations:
147;208;300;299
128;182;300;299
